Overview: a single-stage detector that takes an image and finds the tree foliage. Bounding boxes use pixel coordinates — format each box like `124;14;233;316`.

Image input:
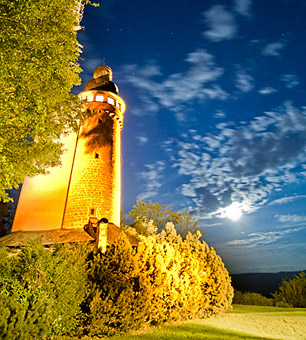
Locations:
233;290;274;306
0;240;89;339
273;272;306;308
0;0;87;202
0;224;233;338
129;200;200;238
86;223;233;337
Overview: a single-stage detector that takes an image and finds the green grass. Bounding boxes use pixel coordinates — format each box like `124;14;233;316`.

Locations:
109;305;306;340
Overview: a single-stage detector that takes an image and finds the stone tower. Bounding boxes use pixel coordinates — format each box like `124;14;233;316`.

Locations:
12;65;125;232
62;65;125;228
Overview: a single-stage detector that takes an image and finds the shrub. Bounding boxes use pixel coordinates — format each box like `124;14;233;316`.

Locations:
0;240;89;339
86;223;233;337
85;233;147;337
273;272;306;308
233;290;274;306
129;200;200;237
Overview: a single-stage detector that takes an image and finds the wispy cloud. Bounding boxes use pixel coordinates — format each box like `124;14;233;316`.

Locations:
275;214;306;223
204;222;223;228
235;68;254;93
258;87;277;95
214;109;226;119
120;49;227;121
228;227;304;246
202;5;237;42
269;195;306;206
165;103;306;219
233;0;252;17
136;136;149;146
281;74;300;88
136;161;165;201
262;41;286;56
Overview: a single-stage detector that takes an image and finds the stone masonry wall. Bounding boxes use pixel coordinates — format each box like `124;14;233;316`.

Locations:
62;101;121;229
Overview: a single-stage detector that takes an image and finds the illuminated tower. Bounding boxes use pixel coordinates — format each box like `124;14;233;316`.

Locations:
62;65;125;228
12;65;125;232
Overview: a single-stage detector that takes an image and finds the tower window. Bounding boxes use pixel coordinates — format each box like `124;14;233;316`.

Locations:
96;95;104;102
89;208;96;216
107;97;115;105
87;95;94;102
94;152;100;159
116;102;121;110
98;118;102;124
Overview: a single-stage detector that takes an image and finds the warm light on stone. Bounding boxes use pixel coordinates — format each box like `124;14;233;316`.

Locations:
12;65;125;235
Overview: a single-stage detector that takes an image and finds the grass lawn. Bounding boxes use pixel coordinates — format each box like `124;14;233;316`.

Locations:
110;305;306;340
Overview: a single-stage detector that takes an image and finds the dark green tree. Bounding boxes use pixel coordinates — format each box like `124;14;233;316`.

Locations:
0;240;90;339
233;290;274;306
129;200;200;237
86;234;148;337
0;0;91;202
273;272;306;308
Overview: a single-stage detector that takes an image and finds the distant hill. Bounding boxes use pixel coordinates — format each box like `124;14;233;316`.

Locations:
230;270;306;297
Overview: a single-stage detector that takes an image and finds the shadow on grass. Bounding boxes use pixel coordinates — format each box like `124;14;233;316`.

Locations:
114;324;275;340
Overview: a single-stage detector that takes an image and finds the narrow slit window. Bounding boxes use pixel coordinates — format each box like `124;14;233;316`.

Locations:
95;152;100;159
107;97;115;105
96;95;104;102
90;208;96;216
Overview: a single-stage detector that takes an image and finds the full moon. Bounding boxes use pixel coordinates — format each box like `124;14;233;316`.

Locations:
225;203;243;221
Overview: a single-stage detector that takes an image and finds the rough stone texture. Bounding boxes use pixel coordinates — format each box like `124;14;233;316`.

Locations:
0;229;94;247
8;70;126;244
0;225;139;248
62;93;123;229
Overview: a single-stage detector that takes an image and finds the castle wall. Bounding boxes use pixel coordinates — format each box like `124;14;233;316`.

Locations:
11;133;78;231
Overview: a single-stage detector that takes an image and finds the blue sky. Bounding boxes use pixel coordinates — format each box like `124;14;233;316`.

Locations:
77;0;306;273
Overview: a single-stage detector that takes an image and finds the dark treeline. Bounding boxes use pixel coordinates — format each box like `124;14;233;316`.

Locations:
233;272;306;307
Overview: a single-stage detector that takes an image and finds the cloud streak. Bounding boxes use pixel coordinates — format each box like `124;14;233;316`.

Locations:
275;214;306;223
136;161;165;202
262;41;286;56
202;5;237;42
165;103;306;219
136;136;149;146
120;50;226;121
281;74;300;88
258;87;277;95
268;195;306;206
228;227;304;247
235;69;254;93
233;0;252;17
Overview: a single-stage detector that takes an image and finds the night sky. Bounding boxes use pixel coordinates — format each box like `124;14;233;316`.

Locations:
77;0;306;273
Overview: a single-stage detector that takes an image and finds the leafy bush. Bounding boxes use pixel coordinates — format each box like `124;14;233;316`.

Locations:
129;201;200;237
273;272;306;308
0;240;89;339
86;223;233;337
233;290;274;306
0;218;233;338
